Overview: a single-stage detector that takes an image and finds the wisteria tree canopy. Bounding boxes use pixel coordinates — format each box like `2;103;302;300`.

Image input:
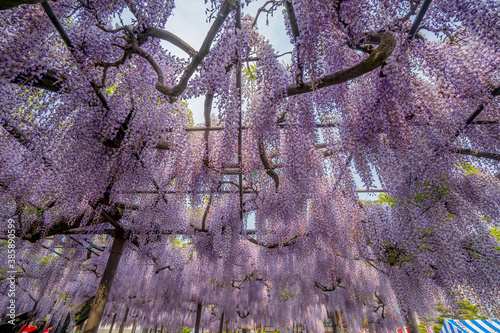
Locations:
0;0;499;332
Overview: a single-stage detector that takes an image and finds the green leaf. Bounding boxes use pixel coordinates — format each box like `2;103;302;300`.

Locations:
458;162;479;175
490;227;500;251
106;84;118;95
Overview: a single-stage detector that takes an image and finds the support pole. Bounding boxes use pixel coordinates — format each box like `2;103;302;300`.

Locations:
408;0;433;39
40;1;74;48
108;313;116;333
131;318;136;333
235;0;243;225
331;311;338;333
194;303;202;333
404;310;419;333
218;313;224;333
83;232;126;333
118;307;129;333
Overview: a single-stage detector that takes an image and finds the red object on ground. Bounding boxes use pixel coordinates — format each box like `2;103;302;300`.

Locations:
20;325;52;332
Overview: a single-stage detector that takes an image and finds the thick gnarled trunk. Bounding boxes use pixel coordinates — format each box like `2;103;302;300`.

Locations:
83;233;126;333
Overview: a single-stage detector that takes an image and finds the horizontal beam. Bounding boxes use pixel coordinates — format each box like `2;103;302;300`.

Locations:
162;119;496;135
182;123;338;132
454;148;500;161
118;189;385;195
356;189;386;193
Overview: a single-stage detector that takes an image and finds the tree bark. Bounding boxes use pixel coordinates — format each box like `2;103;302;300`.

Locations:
76;322;85;332
454;148;500;161
154;0;236;97
83;232;126;333
286;32;396;96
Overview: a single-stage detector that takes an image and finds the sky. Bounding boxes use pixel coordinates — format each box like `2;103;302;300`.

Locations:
161;0;293;124
119;0;383;203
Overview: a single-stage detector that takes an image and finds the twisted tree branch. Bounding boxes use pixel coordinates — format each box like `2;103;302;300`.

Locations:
258;140;280;191
286;32;396;96
140;26;196;57
155;0;236;97
454;148;500;161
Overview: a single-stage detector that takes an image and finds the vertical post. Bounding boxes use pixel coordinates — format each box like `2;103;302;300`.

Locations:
109;313;117;333
485;304;494;319
131;318;136;333
369;322;376;333
218;313;224;333
398;297;419;333
331;311;339;333
337;312;344;333
404;310;419;333
408;0;433;39
235;0;243;224
83;232;126;333
194;303;202;333
118;307;129;333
